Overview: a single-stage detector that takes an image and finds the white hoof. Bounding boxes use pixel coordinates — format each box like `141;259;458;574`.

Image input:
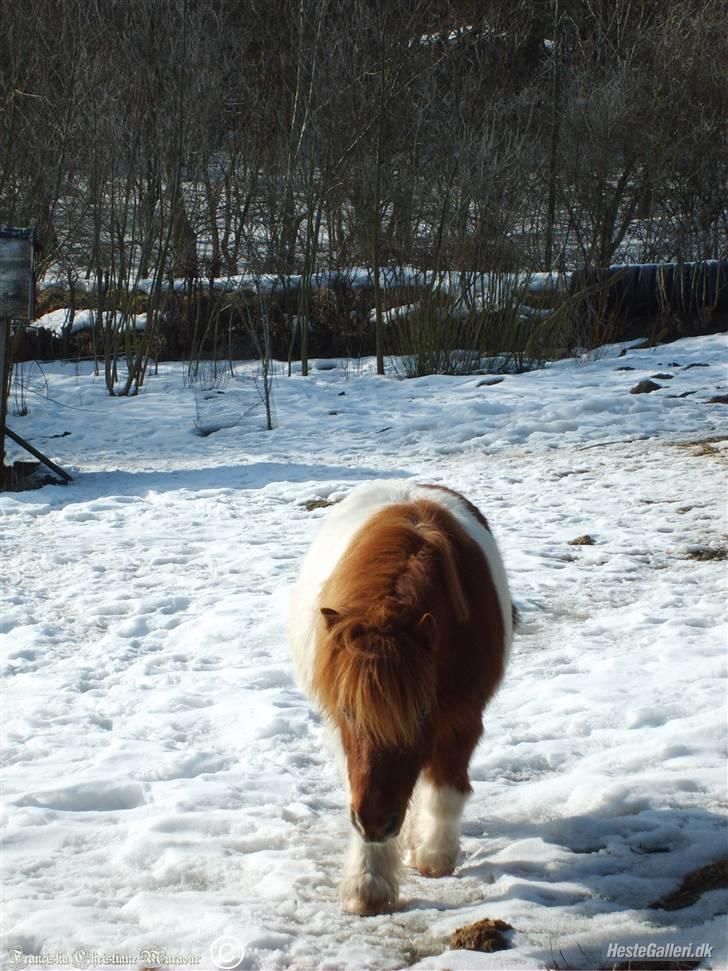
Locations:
403;780;466;878
340;872;399;915
410;845;458;878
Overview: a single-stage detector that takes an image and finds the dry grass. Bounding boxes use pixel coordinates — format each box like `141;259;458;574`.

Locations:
551;960;699;970
548;945;701;971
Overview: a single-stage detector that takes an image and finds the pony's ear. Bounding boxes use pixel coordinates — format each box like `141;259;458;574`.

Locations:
416;612;436;648
320;607;341;630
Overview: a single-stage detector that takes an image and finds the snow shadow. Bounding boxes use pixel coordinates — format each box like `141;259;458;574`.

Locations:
18;462;408;506
397;804;726;966
456;803;727;920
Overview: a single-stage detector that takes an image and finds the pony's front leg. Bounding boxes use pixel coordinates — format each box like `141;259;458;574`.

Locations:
340;830;401;915
403;776;468;878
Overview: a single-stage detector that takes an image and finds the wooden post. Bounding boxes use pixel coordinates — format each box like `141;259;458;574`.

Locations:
4;427;73;483
0;317;9;472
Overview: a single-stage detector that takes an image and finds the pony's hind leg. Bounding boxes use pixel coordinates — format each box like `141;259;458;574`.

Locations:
340;831;401;914
402;775;468;878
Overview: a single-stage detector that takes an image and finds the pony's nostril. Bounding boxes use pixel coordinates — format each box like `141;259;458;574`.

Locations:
383;813;399;837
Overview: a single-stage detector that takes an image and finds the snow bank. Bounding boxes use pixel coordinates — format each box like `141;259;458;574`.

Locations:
35;307;148;336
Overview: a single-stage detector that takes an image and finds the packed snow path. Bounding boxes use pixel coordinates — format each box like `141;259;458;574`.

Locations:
2;335;726;969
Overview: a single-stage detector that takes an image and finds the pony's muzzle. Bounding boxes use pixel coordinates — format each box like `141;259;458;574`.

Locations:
350;807;401;843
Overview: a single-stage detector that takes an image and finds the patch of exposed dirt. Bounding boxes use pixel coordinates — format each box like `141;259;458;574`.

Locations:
675;435;727;449
685;546;728;561
302;497;337;511
673;436;728;461
0;461;66;492
650;858;728;910
630;379;662;394
450;917;514;953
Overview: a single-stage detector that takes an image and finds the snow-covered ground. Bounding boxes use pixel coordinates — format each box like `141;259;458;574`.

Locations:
2;335;726;970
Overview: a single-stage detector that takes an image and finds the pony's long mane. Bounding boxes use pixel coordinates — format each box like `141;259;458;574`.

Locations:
312;500;473;747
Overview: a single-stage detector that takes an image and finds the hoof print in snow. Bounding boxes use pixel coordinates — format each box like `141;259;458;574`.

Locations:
649;858;728;911
568;534;595;546
630;379;662;394
477;377;505;387
615;366;636;371
450;917;513;953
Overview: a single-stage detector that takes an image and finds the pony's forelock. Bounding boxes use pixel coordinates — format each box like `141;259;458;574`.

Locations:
314;616;436;748
311;498;502;751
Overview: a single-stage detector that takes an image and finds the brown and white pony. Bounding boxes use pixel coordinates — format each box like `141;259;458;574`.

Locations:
288;480;512;915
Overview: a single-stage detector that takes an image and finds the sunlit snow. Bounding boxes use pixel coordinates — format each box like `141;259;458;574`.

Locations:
2;334;726;970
